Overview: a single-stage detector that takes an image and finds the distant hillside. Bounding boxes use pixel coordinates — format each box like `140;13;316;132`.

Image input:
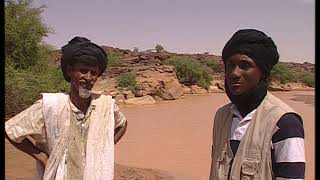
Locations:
52;46;314;104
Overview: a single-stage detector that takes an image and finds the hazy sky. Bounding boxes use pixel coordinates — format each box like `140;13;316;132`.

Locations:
33;0;315;63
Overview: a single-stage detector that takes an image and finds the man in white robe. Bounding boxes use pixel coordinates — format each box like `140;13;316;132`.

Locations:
5;36;127;180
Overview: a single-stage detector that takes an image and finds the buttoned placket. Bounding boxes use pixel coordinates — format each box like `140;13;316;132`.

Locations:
70;102;95;167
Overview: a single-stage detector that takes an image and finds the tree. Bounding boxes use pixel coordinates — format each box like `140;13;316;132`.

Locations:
155;44;164;53
5;0;50;69
5;0;69;120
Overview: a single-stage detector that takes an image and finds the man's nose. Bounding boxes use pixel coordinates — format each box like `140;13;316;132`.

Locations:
230;66;241;78
84;71;93;80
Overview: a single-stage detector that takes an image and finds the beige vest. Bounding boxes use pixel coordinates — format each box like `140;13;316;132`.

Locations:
209;92;299;180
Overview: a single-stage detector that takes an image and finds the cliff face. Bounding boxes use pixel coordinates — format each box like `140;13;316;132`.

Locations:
53;47;314;104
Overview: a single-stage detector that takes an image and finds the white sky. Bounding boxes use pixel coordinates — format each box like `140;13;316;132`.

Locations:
34;0;315;63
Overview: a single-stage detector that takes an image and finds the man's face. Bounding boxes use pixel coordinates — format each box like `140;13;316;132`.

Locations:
225;54;263;95
68;62;100;93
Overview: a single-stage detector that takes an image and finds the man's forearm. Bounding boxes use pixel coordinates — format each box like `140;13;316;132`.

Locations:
114;121;127;144
5;133;48;165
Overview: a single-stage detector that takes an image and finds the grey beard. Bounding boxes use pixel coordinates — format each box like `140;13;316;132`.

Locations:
79;86;91;98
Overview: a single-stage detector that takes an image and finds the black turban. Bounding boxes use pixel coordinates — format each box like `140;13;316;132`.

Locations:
222;29;279;78
61;36;108;82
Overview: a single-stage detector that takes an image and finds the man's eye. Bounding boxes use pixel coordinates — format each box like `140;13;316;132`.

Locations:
239;63;251;70
91;71;98;76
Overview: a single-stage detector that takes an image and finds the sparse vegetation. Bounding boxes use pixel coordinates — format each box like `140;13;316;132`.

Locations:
298;72;315;87
155;44;164;53
116;73;140;94
199;57;219;70
107;51;121;67
269;63;297;84
269;63;315;87
164;56;212;89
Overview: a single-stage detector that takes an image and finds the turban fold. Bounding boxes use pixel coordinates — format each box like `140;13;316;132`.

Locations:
222;29;279;78
61;36;108;82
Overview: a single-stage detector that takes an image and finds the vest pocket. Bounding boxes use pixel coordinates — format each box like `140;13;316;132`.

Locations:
215;148;227;178
240;159;259;180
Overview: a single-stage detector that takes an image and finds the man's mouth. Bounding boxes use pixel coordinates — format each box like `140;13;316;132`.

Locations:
230;82;242;86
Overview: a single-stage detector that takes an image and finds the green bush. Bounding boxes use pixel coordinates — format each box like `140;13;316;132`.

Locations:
298;72;315;87
5;0;50;69
269;64;296;84
107;51;121;67
199;58;219;70
116;73;140;94
5;63;69;120
5;0;69;120
164;56;212;89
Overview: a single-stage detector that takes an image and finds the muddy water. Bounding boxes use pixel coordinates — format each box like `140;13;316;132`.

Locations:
115;91;315;180
5;91;314;180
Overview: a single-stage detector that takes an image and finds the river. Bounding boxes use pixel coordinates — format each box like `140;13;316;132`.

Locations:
5;91;315;179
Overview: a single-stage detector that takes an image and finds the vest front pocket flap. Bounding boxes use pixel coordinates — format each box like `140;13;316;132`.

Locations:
217;148;226;162
241;160;259;175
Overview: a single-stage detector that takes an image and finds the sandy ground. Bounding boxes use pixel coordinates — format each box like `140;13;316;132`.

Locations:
5;91;314;180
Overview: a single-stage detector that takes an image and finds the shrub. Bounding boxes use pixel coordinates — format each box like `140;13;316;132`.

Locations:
107;51;121;67
155;44;164;53
298;72;315;87
116;73;140;94
199;58;219;70
5;63;69;120
269;63;296;84
164;56;212;89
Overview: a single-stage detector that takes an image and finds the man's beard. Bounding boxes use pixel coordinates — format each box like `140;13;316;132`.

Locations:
79;86;91;98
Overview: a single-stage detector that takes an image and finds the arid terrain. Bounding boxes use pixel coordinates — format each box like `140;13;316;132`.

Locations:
5;91;314;180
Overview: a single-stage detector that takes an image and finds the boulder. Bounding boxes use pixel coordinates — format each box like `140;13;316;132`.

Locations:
156;80;184;100
190;85;208;94
208;85;224;93
124;95;157;105
114;94;125;105
122;90;135;99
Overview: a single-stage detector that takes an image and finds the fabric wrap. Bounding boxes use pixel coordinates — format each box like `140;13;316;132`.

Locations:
61;37;108;82
40;93;115;180
222;29;279;78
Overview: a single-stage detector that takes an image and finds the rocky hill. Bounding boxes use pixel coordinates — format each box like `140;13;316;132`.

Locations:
52;46;314;105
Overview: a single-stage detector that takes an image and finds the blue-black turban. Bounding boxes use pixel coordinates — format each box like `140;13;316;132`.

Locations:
61;36;107;82
222;29;279;78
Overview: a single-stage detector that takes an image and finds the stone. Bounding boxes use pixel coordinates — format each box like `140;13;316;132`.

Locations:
190;85;208;94
156;80;184;100
124;95;157;105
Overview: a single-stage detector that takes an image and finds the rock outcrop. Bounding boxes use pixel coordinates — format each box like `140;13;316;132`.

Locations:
52;46;315;104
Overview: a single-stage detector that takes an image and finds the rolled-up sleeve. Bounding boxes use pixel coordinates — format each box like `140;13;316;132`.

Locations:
114;104;127;129
5;100;46;144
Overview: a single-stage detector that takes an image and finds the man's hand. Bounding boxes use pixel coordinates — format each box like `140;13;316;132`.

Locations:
5;132;49;167
114;121;127;144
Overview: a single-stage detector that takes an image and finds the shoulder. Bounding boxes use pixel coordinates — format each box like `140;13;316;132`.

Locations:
264;92;295;113
272;113;304;143
216;103;232;114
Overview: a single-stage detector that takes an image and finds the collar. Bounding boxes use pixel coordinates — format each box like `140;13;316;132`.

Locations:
69;97;96;121
230;104;257;122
